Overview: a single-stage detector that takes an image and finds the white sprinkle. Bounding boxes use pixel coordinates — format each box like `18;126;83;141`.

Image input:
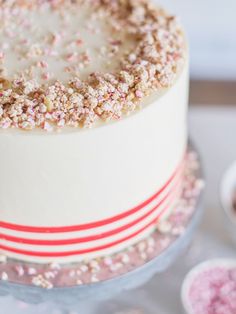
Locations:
137;241;146;253
121;254;130;264
135;90;143;98
141;252;148;260
1;272;8;281
49;262;61;270
69;270;76;278
171;226;185;236
68;88;74;94
32;275;53;289
195;179;205;190
91;275;99;283
89;260;100;272
110;263;123;272
44;271;56;279
39;104;47;113
80;265;89;273
104;257;113;266
77;279;83;285
15;265;24;277
44;122;53;132
128;53;136;63
27;267;37;275
57;119;65;127
157;220;172;234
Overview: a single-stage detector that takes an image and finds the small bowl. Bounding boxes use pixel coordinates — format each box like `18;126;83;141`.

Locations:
181;258;236;314
220;161;236;242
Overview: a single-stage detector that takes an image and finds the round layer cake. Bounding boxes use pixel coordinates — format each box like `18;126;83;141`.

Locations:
0;0;189;263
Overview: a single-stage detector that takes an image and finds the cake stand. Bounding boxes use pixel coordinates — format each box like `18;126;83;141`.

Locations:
0;143;204;313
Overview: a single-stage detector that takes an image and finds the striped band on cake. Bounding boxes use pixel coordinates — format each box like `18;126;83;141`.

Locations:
0;160;184;261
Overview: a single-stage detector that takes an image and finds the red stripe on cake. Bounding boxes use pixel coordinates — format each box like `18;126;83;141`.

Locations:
0;159;184;234
1;179;181;246
0;204;170;257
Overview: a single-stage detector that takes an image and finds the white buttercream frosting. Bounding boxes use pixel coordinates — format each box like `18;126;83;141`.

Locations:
0;63;189;263
0;0;189;263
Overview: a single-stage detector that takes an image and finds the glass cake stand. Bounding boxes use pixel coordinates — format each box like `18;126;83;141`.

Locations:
0;143;204;313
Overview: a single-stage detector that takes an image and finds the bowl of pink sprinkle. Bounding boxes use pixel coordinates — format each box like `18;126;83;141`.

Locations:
181;259;236;314
221;161;236;243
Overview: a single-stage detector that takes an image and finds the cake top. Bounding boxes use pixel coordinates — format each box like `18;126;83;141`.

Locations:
0;0;186;131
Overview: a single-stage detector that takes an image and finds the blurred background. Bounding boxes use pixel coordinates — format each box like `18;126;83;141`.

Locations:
157;0;236;105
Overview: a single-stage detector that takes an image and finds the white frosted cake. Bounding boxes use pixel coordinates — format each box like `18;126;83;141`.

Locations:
0;0;188;264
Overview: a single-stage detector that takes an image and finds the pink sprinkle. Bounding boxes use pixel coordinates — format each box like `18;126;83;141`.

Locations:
27;267;37;275
0;120;11;129
66;52;78;62
14;265;24;277
46;49;59;57
43;122;53;132
0;51;4;60
188;267;236;314
135;90;143;98
76;39;84;46
57;119;65;127
173;52;181;61
109;39;122;46
38;61;49;69
42;72;50;80
51;33;62;45
103;257;113;266
81;53;90;63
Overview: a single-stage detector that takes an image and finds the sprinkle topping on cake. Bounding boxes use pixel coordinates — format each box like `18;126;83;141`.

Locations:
0;0;186;131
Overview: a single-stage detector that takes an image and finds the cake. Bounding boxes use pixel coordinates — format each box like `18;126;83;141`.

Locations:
0;0;189;264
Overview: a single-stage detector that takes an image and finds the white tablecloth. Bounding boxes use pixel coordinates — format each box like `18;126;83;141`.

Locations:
1;106;236;314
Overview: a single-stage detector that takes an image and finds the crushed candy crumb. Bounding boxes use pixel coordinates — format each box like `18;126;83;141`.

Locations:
0;0;186;131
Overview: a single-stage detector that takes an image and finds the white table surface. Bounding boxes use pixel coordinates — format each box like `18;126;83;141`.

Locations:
1;106;236;314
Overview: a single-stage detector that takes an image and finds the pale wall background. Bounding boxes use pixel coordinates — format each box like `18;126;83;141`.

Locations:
155;0;236;80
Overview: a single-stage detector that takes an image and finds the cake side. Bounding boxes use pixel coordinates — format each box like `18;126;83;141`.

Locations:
0;0;189;264
0;62;189;263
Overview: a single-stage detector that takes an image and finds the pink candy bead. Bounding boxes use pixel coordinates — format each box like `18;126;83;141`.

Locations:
188;267;236;314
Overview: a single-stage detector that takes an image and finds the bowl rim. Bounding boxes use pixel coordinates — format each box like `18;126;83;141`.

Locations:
181;258;236;314
220;160;236;225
